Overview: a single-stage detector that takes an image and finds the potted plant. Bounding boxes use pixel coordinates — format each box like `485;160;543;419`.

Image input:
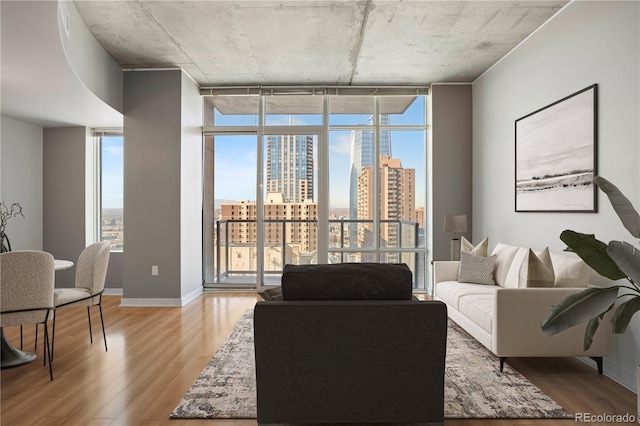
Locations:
540;175;639;419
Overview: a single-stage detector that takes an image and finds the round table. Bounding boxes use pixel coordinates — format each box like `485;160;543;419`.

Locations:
1;259;74;369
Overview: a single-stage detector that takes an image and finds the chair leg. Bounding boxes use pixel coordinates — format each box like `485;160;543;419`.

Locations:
87;306;93;344
98;302;107;352
43;321;53;380
51;311;56;360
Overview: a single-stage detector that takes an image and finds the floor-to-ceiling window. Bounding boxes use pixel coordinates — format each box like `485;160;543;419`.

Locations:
94;130;124;251
203;87;429;291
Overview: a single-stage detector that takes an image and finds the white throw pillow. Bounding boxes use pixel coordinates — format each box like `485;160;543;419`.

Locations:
520;247;555;288
491;243;520;287
461;236;489;257
458;251;497;285
550;251;593;287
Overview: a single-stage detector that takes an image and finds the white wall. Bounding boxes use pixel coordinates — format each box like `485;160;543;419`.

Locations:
0;116;43;250
473;1;640;391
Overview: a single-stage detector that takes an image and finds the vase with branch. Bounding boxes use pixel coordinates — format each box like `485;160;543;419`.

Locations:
0;202;24;252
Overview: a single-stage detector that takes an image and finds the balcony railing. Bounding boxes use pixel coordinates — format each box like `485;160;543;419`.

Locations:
213;218;423;287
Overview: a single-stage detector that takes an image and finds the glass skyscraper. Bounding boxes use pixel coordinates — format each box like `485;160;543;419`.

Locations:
266;134;314;203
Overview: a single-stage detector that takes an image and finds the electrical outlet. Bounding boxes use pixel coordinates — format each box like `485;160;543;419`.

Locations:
152;265;158;276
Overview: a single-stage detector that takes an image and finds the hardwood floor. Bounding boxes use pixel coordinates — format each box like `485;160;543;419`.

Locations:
1;293;636;425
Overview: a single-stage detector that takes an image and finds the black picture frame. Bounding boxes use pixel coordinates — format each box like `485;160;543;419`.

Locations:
515;84;598;212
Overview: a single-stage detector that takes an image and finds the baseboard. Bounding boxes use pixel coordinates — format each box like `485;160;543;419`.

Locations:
119;287;203;307
103;288;123;296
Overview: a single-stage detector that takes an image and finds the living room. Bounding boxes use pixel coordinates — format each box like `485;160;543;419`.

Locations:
1;0;639;424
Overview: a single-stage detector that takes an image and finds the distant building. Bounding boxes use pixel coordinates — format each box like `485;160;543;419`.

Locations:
266;134;314;203
357;155;415;261
219;193;318;266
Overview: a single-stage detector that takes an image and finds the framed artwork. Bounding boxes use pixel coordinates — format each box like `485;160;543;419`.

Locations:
515;84;598;212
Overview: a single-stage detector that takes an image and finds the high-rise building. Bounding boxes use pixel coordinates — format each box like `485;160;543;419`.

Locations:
219;194;318;270
266;134;314;203
348;114;391;221
357;155;415;260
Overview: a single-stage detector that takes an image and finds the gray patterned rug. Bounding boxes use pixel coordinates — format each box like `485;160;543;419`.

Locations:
170;310;572;419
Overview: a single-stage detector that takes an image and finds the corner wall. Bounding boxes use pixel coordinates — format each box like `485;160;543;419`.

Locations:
122;69;203;305
0;116;43;250
43;126;88;286
473;1;640;390
430;85;473;261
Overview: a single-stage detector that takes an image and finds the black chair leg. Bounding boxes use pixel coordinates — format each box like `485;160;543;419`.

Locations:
590;356;603;374
500;357;507;372
87;306;93;344
98;303;107;351
51;312;56;360
43;321;53;381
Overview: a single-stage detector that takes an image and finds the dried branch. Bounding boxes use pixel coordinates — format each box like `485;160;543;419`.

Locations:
0;201;25;235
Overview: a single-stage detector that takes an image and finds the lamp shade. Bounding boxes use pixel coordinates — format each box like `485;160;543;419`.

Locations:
444;214;467;233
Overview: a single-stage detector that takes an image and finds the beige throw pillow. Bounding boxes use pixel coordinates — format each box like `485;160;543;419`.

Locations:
458;251;497;285
520;247;555;288
461;236;489;257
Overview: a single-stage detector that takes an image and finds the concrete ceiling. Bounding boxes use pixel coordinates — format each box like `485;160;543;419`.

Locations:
0;1;569;128
75;0;568;86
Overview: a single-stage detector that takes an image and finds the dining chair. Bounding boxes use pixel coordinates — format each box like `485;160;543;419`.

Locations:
0;250;55;380
51;240;111;358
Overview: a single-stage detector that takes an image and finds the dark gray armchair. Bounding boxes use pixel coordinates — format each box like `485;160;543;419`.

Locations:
254;263;448;425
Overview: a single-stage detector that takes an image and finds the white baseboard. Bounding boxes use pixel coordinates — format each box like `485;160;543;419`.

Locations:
119;286;203;307
104;288;123;296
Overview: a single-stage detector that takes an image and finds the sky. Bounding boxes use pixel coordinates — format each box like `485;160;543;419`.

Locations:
101;96;427;210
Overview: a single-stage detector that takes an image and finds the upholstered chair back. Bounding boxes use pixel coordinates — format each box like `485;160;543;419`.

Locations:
1;250;55;327
75;241;111;301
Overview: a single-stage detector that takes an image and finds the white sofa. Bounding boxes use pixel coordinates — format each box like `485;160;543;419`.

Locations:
433;243;612;373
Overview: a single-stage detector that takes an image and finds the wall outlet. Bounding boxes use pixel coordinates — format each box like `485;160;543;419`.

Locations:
152;265;158;276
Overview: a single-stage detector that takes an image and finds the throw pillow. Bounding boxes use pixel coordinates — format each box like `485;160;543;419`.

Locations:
520;248;555;288
491;243;520;287
458;251;497;285
460;236;489;257
259;286;282;301
550;251;593;287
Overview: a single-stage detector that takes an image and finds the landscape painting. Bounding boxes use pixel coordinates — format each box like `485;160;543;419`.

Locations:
515;84;597;212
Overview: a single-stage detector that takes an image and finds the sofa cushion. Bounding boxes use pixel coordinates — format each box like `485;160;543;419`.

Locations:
491;243;520;287
458;294;494;333
461;236;489;257
502;247;530;288
281;263;413;300
436;281;498;311
458;252;496;285
550;252;592;287
521;248;555;288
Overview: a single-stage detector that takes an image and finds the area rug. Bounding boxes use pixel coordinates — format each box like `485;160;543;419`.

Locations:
170;310;572;419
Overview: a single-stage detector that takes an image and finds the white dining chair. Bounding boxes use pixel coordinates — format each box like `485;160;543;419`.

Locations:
0;250;55;380
51;241;111;358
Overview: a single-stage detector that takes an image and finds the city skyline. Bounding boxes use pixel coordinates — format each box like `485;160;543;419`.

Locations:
101;97;426;209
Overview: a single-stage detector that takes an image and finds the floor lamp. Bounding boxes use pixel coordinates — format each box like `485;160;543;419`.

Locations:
444;214;467;261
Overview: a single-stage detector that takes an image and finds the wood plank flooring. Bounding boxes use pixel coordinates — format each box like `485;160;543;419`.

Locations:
1;293;636;425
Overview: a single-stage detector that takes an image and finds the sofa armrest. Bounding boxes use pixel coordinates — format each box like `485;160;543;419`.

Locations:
433;261;460;284
492;287;611;357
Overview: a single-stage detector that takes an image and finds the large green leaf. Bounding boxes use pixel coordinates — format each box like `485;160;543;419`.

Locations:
560;230;627;280
607;241;640;285
594;176;640;238
540;286;619;336
583;316;600;351
611;296;640;333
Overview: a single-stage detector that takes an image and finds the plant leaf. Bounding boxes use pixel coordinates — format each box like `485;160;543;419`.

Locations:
560;230;627;280
540;286;619;336
594;175;640;238
583;316;600;351
611;296;640;333
607;241;640;285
